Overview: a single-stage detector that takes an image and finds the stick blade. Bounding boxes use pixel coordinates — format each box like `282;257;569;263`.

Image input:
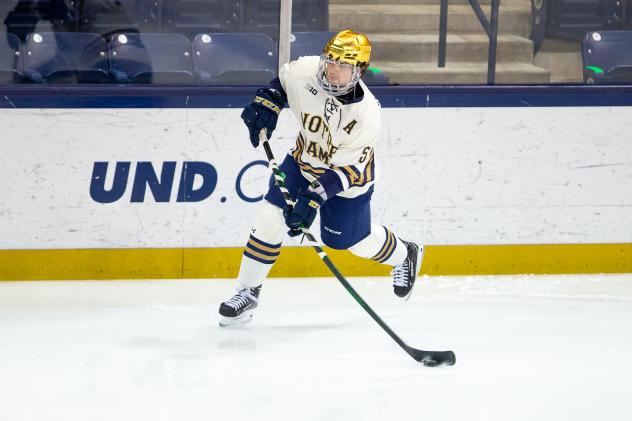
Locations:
409;348;456;367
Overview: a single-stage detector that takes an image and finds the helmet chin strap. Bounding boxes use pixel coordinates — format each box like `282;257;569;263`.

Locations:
323;79;355;96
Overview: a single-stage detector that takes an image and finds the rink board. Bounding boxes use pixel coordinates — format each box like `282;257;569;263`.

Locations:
0;85;631;279
1;243;632;280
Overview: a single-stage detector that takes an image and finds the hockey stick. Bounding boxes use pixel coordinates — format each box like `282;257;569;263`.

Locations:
259;129;455;367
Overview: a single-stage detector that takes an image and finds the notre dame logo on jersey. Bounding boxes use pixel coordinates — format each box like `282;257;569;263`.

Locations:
302;112;333;145
301;112;340;165
305;140;339;165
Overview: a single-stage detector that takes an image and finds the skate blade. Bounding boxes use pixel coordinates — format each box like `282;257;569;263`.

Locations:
219;309;255;327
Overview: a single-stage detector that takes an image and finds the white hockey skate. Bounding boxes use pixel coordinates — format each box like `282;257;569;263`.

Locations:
392;241;424;300
219;285;261;327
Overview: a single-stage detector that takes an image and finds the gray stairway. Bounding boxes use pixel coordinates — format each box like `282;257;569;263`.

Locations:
329;0;551;84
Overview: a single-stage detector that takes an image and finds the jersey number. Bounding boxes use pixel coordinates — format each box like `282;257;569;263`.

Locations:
359;146;372;163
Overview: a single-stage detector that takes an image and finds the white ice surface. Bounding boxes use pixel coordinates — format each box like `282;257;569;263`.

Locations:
1;275;631;421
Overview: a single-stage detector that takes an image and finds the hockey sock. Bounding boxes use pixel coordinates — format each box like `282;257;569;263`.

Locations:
348;224;409;266
236;201;286;288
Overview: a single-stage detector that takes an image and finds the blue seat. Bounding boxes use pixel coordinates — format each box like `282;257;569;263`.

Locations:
192;32;276;85
242;0;328;41
162;0;240;39
0;33;23;83
582;30;632;83
109;32;195;84
290;31;335;61
362;68;391;86
22;32;109;83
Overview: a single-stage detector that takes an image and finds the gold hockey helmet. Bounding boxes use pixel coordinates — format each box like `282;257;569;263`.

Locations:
317;30;371;96
323;30;372;68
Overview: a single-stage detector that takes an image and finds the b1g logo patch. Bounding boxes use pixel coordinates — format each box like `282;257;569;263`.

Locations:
305;83;318;96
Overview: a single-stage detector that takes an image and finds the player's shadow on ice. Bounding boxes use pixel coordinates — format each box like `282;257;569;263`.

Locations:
124;322;348;353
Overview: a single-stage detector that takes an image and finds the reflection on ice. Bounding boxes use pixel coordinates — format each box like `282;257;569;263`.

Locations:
1;275;631;421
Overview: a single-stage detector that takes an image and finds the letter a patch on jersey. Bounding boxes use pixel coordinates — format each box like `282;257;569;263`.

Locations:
343;119;357;135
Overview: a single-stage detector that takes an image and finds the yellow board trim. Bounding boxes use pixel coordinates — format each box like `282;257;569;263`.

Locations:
1;244;631;281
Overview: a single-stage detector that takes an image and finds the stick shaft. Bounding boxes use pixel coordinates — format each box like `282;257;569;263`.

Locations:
260;132;421;359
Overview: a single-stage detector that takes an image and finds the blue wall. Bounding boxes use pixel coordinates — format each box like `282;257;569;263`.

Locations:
1;85;632;109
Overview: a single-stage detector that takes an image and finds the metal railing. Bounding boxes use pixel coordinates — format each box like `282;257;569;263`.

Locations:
438;0;501;84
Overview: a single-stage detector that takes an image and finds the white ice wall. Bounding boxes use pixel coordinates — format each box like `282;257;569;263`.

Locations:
0;106;630;249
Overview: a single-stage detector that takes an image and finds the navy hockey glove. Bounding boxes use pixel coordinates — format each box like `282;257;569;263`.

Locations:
284;190;325;237
241;88;284;148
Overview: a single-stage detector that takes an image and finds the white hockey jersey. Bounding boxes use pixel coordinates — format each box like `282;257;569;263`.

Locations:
278;56;381;199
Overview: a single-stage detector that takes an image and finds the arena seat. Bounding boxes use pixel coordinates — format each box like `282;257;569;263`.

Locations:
241;0;328;41
109;32;195;84
362;68;391;86
0;33;23;83
289;31;335;61
192;32;276;85
604;65;632;82
582;30;632;83
22;32;109;83
162;0;240;39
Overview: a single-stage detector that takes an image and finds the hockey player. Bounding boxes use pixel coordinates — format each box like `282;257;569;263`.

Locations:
219;30;424;326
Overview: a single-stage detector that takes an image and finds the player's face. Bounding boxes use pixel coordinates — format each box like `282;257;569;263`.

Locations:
317;55;361;96
325;60;354;85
